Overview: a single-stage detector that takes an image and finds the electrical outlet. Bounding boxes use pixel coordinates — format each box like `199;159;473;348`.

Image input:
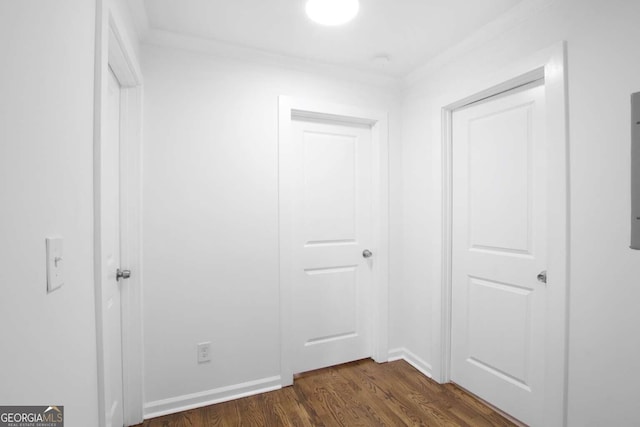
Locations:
197;342;211;363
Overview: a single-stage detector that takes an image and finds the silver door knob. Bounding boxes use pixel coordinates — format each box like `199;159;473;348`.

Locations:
362;249;373;258
116;268;131;281
537;270;547;284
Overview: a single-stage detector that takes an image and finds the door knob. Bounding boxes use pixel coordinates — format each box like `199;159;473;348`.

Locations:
362;249;373;258
116;268;131;281
537;270;547;284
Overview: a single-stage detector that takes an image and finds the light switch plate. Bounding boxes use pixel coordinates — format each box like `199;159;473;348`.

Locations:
46;237;64;293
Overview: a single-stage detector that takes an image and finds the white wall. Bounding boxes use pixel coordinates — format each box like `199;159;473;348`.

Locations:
400;0;640;425
140;45;403;413
0;1;99;425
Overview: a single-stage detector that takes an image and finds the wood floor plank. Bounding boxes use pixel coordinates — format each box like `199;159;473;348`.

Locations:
264;387;314;427
349;361;449;426
134;359;518;427
337;364;412;426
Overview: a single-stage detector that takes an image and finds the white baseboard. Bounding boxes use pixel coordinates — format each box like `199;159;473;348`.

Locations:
143;375;282;419
144;353;431;419
388;347;433;378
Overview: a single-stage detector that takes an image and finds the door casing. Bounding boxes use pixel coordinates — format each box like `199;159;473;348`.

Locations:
94;2;144;426
438;43;569;426
278;97;389;386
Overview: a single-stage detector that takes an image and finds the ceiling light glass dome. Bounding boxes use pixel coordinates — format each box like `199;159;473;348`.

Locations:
305;0;360;26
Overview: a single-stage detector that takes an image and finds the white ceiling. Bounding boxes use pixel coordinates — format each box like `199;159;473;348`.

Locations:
141;0;524;78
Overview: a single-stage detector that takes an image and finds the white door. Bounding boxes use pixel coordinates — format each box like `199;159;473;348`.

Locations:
290;118;373;374
451;83;547;425
102;68;124;427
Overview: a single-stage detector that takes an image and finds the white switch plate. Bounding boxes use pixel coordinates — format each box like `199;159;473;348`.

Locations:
46;237;64;293
197;342;211;363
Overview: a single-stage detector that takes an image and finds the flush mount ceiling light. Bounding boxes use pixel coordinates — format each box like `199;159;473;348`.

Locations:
305;0;360;26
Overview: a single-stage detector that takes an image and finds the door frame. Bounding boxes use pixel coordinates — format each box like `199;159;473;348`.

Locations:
94;2;144;426
278;97;389;386
436;43;569;426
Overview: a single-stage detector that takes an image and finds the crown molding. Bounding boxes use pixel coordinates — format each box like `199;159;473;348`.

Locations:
403;0;557;88
125;0;553;93
141;29;403;91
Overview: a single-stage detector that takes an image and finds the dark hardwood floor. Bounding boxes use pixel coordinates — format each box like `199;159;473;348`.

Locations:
134;359;517;426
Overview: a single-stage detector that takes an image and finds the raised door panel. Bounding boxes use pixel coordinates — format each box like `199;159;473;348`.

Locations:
467;277;533;391
468;104;532;255
303;131;357;245
301;266;357;344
